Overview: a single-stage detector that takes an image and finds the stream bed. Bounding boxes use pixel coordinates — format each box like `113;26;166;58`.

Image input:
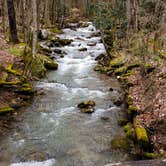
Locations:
0;23;128;166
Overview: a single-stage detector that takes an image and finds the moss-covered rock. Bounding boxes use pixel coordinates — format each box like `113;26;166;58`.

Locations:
115;66;128;75
143;152;158;159
17;83;33;94
49;28;63;34
127;95;133;105
78;47;87;51
134;118;149;145
25;54;58;78
78;100;96;114
124;123;135;138
6;64;22;76
94;65;113;73
111;137;131;151
39;54;58;70
128;105;140;116
110;58;126;68
0;104;14;114
50;38;72;47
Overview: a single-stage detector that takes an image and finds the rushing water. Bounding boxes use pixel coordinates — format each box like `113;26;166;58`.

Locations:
0;23;128;166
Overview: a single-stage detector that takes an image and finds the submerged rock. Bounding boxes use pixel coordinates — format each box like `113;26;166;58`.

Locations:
78;47;87;51
111;137;131;151
78;100;96;113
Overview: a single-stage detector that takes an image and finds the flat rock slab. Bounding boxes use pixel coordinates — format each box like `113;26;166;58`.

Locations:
105;159;166;166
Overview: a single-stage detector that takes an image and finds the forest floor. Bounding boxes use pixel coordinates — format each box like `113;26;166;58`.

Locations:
0;32;34;136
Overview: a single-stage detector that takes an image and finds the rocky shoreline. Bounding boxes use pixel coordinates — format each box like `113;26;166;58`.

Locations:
94;30;166;159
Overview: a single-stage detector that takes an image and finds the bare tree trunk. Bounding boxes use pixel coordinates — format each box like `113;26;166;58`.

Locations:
6;0;19;43
32;0;38;57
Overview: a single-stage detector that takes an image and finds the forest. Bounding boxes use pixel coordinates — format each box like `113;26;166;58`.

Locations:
0;0;166;165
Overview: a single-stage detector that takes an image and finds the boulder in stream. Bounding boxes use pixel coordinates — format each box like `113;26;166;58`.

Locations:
78;100;96;113
78;47;87;51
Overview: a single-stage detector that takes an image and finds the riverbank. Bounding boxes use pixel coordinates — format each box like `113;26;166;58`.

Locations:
94;30;166;159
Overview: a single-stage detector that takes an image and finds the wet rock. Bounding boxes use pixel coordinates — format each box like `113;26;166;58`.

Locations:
95;53;106;61
101;116;110;121
111;137;131;151
46;38;73;47
78;100;96;113
53;49;62;54
112;95;124;106
38;29;48;40
87;42;96;46
78;47;87;51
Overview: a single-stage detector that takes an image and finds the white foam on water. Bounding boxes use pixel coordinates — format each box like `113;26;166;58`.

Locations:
11;159;56;166
36;82;68;91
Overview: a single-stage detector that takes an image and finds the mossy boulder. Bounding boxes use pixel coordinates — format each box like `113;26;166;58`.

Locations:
25;54;58;78
134;118;149;145
127;95;133;105
6;64;22;76
115;66;128;75
124;123;135;138
128;105;140;116
110;57;126;68
78;47;87;51
39;54;58;70
50;38;72;47
17;83;33;94
111;137;131;151
78;100;96;113
0;104;14;114
143;152;158;159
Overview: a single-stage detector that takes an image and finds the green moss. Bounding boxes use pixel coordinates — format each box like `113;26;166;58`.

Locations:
0;80;22;86
37;54;58;70
111;137;130;151
143;152;158;159
94;65;113;73
144;64;155;73
8;43;31;57
114;66;127;75
124;123;134;138
127;64;140;70
110;58;126;68
6;64;22;76
128;105;140;115
50;28;63;34
134;118;149;144
25;54;46;78
0;106;14;113
127;95;133;105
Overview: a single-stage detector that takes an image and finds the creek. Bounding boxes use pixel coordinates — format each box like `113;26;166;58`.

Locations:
0;22;128;166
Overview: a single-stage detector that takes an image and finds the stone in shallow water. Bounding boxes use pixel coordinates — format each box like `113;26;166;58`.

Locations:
77;100;96;113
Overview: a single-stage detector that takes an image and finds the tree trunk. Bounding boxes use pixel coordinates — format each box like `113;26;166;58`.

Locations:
6;0;19;43
32;0;38;58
